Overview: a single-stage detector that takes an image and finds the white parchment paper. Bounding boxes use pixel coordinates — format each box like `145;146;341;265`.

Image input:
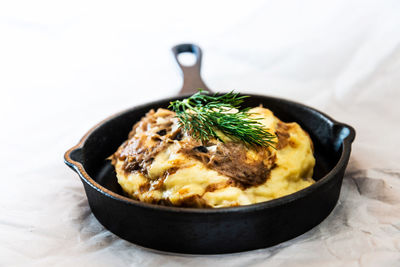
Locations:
1;1;399;266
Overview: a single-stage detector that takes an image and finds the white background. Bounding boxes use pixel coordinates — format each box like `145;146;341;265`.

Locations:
1;1;399;266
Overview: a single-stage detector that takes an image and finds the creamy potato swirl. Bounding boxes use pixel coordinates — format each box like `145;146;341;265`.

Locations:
111;107;315;208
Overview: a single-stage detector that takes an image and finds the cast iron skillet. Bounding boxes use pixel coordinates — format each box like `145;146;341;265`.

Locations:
64;43;355;254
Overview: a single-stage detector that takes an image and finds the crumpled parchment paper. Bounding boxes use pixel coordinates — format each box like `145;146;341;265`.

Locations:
1;1;399;266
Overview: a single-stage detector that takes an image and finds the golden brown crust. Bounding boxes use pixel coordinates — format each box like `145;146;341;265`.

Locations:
275;121;291;150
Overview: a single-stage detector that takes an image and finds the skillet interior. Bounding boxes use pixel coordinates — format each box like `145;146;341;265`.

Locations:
77;94;350;195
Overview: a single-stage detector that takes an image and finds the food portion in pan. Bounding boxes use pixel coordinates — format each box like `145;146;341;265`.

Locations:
110;91;315;208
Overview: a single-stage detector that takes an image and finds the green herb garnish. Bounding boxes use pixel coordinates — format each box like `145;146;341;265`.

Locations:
169;90;276;148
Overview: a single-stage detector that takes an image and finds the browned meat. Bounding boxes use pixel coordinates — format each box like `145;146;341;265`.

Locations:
112;108;182;174
179;140;275;188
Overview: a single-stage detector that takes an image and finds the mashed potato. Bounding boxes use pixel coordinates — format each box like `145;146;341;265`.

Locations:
111;107;315;208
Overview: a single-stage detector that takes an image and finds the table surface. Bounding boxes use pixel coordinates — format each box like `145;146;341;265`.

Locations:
1;1;399;266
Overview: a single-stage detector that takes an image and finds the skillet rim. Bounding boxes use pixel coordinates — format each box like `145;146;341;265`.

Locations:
64;93;355;214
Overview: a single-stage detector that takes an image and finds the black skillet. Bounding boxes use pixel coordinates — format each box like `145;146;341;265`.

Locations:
64;43;355;254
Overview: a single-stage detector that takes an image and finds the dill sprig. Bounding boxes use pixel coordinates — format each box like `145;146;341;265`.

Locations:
168;90;276;148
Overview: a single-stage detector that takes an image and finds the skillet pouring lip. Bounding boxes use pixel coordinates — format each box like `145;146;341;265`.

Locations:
64;93;355;214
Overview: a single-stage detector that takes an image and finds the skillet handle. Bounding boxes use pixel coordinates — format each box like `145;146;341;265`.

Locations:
64;147;83;173
172;43;212;95
332;123;356;152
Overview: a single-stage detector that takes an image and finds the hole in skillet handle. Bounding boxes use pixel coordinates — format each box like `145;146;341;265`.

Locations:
171;43;212;95
177;52;197;67
172;43;202;68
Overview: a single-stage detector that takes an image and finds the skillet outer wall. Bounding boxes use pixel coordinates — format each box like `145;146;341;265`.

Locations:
83;166;346;254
